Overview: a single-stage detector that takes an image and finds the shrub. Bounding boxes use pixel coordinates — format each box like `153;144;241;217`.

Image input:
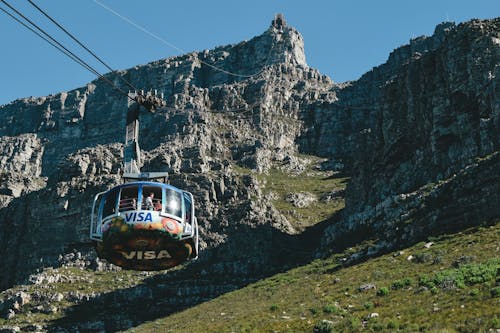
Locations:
490;287;500;298
370;322;384;331
491;316;500;329
377;287;390;296
386;319;399;329
414;252;433;263
462;261;498;285
469;288;480;296
392;277;413;290
313;319;334;333
323;304;340;314
452;255;475;268
419;275;435;289
418;259;499;291
363;301;374;309
432;255;444;264
269;304;278;311
348;316;361;329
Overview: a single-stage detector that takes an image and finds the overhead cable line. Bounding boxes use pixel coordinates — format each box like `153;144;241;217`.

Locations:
0;5;98;76
0;0;101;78
0;2;257;117
0;3;408;117
92;0;276;79
0;5;252;117
1;0;265;116
0;0;138;102
26;0;138;92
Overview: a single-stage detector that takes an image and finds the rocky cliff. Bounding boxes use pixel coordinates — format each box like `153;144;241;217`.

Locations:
0;16;498;332
0;17;335;292
315;19;500;253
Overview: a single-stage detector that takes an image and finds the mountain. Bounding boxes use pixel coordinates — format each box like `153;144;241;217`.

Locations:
0;15;498;332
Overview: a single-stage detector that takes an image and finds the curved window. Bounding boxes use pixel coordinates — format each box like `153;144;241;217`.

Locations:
102;187;119;217
142;185;163;211
119;186;138;212
183;192;193;224
165;189;182;217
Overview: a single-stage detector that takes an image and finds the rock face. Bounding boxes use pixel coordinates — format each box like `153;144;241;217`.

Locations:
0;18;333;291
0;134;46;206
315;19;500;252
0;15;498;330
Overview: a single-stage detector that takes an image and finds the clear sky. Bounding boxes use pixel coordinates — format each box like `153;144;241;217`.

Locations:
0;0;498;105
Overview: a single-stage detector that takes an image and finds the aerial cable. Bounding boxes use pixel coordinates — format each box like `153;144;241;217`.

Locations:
163;101;258;116
0;0;102;77
0;3;369;117
2;0;282;118
0;3;101;79
92;0;276;79
0;0;140;103
0;2;255;118
26;0;138;92
0;0;104;79
2;0;257;114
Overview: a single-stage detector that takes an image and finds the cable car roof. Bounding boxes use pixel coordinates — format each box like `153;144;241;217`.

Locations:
108;181;184;193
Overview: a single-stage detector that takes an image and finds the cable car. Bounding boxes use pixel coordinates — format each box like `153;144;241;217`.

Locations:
89;91;199;270
90;180;198;270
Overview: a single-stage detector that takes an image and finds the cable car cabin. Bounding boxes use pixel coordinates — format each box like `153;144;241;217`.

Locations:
90;182;199;271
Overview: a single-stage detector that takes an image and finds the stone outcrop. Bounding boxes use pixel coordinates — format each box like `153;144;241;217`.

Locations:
314;19;500;252
0;134;46;206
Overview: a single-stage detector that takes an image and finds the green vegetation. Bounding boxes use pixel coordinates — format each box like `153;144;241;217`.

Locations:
233;156;348;230
322;303;341;314
1;151;497;332
0;268;166;327
126;222;500;333
313;319;335;333
418;259;499;290
376;287;390;296
391;277;413;290
490;286;500;298
259;168;347;229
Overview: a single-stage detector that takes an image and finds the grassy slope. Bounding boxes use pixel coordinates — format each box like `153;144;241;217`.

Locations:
257;168;347;230
128;222;500;333
234;158;348;231
0;268;167;328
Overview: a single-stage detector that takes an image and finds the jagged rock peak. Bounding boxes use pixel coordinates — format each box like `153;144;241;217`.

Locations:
189;13;307;84
265;13;307;67
271;13;287;29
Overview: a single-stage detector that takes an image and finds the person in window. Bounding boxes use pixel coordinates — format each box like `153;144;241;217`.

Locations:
120;197;135;211
154;200;162;211
145;192;155;210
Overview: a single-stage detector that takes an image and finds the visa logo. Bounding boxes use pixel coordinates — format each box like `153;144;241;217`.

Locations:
125;212;153;222
121;250;171;260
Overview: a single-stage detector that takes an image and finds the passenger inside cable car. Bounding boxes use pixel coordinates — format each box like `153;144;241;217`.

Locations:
119;185;138;211
141;185;161;211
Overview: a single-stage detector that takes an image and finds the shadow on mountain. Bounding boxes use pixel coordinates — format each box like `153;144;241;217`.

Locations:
45;209;499;332
44;212;341;332
0;177;114;292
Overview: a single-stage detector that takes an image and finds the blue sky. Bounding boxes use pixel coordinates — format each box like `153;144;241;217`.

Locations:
0;0;498;105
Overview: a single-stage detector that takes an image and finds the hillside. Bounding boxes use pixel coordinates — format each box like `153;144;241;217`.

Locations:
127;222;500;333
1;221;498;332
0;15;498;332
